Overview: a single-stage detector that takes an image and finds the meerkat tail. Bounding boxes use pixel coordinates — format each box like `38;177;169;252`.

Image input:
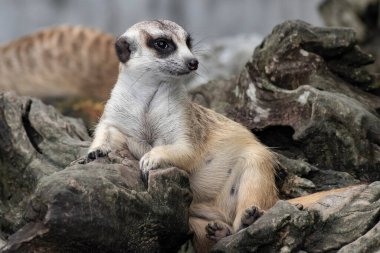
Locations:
287;186;357;209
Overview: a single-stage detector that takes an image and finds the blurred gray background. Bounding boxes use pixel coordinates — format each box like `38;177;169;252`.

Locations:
0;0;322;43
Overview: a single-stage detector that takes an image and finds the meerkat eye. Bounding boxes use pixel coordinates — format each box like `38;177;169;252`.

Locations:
155;40;168;49
150;38;176;55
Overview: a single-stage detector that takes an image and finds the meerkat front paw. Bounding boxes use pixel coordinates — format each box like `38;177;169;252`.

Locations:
84;145;111;163
240;205;264;229
88;149;109;160
139;150;165;182
206;221;232;241
70;148;110;165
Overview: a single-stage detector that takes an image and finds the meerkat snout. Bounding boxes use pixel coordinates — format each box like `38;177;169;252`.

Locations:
186;58;198;71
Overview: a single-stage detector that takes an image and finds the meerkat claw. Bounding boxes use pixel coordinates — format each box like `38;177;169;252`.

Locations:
141;170;149;185
139;151;160;172
294;203;304;210
240;205;264;229
86;149;110;163
206;221;231;241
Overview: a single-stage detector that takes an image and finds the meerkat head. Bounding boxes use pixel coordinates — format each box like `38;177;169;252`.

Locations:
115;20;198;81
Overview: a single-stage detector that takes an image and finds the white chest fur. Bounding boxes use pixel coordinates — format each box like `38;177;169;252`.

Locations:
102;75;188;157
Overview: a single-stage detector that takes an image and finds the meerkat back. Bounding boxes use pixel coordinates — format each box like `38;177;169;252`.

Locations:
0;26;118;99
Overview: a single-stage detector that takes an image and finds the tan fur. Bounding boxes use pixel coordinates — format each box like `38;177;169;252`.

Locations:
288;186;355;208
0;26;118;99
162;104;278;252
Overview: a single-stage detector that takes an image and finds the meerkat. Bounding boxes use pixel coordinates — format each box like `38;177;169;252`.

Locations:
85;20;278;253
0;26;118;100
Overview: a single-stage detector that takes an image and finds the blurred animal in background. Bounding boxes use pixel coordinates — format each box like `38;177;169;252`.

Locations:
0;26;119;125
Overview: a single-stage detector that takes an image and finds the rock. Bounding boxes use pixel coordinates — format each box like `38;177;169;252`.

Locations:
0;92;90;235
338;221;380;253
232;21;380;182
189;79;236;116
304;182;380;252
0;93;192;252
191;21;380;198
319;0;380;94
319;0;379;43
2;158;192;253
276;154;360;198
242;20;377;102
187;34;262;89
0;237;5;250
212;182;380;253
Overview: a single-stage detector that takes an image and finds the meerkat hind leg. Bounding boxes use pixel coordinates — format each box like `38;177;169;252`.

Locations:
232;155;278;232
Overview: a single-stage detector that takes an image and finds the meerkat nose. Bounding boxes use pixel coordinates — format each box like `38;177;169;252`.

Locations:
186;58;199;71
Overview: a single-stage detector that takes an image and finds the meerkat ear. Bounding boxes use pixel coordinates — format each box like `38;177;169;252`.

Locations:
115;37;131;63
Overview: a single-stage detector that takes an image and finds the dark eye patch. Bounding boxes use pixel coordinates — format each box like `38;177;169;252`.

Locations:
147;37;176;57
